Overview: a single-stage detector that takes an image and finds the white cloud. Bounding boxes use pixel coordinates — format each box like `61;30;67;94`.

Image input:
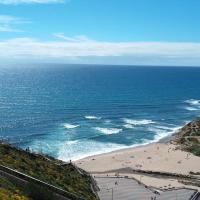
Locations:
53;33;94;43
0;15;29;32
0;0;65;4
0;35;200;66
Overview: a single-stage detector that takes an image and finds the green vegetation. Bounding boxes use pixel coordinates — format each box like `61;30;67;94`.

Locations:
0;177;55;200
0;143;97;200
0;177;66;200
175;118;200;156
0;177;30;200
185;137;200;156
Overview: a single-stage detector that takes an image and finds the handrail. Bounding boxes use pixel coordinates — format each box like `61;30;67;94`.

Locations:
0;164;85;200
190;191;199;200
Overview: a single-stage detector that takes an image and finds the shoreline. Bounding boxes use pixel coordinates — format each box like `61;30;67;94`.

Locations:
75;122;200;179
72;121;185;162
74;130;176;162
75;142;200;174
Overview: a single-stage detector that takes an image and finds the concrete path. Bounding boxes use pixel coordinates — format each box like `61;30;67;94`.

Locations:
94;177;198;200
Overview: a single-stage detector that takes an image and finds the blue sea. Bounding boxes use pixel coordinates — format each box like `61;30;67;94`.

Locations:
0;65;200;161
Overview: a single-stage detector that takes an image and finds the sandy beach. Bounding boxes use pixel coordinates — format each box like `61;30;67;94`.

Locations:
76;142;200;174
75;141;200;190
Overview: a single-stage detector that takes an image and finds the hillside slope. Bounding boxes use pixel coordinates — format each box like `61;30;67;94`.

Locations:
174;118;200;156
0;142;97;200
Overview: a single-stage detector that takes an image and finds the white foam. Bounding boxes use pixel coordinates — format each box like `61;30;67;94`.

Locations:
153;125;174;131
58;139;126;161
57;122;188;162
65;140;79;145
148;125;182;142
123;124;135;129
57;123;185;162
123;118;155;126
185;99;200;106
58;137;160;162
185;107;198;111
184;99;200;111
94;127;122;135
85;116;101;120
64;123;79;129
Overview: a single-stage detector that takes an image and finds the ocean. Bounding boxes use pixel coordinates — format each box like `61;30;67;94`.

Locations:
0;64;200;161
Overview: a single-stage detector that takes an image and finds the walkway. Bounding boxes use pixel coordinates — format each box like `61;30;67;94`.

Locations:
94;177;198;200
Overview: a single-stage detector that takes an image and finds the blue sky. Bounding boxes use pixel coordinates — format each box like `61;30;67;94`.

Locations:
0;0;200;66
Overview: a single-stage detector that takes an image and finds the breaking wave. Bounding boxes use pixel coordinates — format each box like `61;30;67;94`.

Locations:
184;99;200;111
123;118;156;126
64;123;80;129
123;124;135;129
85;116;101;120
185;107;199;111
94;127;122;135
58;139;126;161
185;99;200;105
148;125;182;142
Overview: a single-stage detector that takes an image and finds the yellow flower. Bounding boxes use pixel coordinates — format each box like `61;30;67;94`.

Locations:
12;193;28;200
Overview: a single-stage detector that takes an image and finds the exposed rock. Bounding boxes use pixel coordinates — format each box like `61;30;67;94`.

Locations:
176;118;200;139
173;118;200;156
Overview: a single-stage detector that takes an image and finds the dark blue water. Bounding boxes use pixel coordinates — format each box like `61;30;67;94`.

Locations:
0;65;200;160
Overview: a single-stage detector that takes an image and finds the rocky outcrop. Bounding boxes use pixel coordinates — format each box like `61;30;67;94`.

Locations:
174;118;200;156
176;118;200;139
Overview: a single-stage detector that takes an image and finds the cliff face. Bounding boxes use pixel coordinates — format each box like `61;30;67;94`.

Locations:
176;118;200;138
174;118;200;156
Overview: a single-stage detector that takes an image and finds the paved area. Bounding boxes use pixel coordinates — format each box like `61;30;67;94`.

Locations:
157;189;196;200
94;177;198;200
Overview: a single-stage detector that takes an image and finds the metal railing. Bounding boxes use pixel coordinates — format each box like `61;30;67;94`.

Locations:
190;191;200;200
0;164;85;200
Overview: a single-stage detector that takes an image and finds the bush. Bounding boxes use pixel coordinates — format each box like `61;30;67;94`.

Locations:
0;143;97;200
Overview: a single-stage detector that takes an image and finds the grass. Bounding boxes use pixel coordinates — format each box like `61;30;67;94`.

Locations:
0;142;97;200
0;177;30;200
184;138;200;156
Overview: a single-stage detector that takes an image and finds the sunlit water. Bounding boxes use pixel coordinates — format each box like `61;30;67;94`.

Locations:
0;65;200;161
